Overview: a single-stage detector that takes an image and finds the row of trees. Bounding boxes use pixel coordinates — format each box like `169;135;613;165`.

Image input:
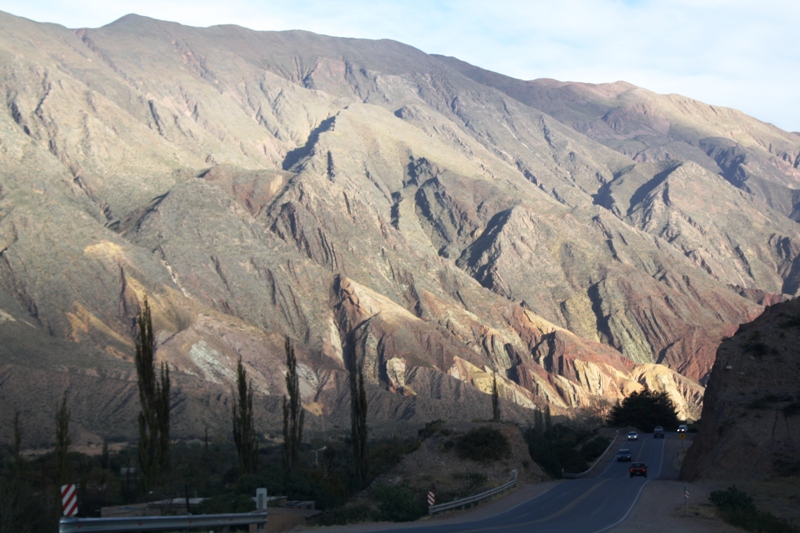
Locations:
18;292;371;500
607;390;681;431
230;335;310;478
134;296;171;489
224;312;370;488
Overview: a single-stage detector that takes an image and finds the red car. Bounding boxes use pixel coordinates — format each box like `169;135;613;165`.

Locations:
630;462;647;477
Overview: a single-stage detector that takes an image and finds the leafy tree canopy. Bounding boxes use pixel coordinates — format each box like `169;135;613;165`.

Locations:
607;390;680;432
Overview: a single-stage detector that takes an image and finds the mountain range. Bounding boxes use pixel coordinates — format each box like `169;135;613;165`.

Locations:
1;10;799;445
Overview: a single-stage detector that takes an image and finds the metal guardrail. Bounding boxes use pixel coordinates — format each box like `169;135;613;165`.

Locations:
59;511;267;532
428;470;517;515
562;430;619;479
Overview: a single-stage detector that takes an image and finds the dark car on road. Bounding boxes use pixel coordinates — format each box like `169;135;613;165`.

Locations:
653;426;664;438
630;462;647;477
616;448;632;462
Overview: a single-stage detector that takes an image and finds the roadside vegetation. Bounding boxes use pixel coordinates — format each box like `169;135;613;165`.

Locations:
523;423;611;477
607;390;681;432
710;485;797;533
0;431;420;533
1;411;616;532
6;349;683;533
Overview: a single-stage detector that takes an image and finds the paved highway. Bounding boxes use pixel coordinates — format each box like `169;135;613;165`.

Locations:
364;432;669;533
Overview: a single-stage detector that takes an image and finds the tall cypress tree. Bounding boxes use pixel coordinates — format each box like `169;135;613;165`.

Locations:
12;411;23;477
282;338;304;473
54;392;71;486
134;295;171;489
233;356;258;475
348;339;368;487
534;408;545;436
491;371;500;422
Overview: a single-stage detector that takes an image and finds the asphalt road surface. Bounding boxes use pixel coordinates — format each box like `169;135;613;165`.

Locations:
363;432;671;533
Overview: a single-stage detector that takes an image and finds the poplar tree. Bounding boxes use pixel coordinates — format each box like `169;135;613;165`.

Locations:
282;337;304;473
233;356;258;475
12;411;23;477
134;295;171;488
348;340;367;487
544;404;552;432
491;371;500;422
533;408;545;436
54;392;71;485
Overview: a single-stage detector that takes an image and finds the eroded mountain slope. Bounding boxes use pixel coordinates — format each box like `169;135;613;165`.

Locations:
0;11;795;442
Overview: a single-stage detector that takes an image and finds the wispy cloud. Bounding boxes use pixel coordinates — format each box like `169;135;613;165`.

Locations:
2;0;798;131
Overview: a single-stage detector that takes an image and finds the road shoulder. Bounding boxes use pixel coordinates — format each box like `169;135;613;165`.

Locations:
292;480;562;532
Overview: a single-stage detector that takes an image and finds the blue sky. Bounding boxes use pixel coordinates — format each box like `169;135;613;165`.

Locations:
2;0;798;132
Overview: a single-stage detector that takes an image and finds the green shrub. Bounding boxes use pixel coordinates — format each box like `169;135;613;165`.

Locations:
784;401;800;417
522;424;609;477
710;485;757;515
368;437;420;478
558;450;588;474
764;393;793;402
317;503;376;526
747;394;794;411
375;484;426;522
607;390;680;431
778;316;800;329
452;471;488;495
455;427;510;463
580;436;611;463
773;458;800;477
710;486;796;533
747;397;770;410
525;433;562;478
418;420;446;439
196;493;256;514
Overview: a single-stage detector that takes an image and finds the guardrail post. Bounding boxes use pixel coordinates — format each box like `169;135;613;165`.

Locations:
256;488;267;531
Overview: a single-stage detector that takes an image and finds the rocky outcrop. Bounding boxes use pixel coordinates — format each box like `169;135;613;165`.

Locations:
681;298;800;481
372;421;545;500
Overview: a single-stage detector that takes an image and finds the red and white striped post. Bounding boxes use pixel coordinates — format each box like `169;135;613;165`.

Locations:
684;485;689;515
61;484;78;517
427;491;435;506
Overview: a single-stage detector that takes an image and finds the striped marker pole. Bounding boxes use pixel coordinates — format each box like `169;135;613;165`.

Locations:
684;484;689;515
61;484;78;517
427;491;435;506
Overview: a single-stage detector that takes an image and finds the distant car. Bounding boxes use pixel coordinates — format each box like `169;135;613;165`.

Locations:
630;462;647;477
616;448;632;462
627;431;638;441
677;424;688;433
653;426;664;438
